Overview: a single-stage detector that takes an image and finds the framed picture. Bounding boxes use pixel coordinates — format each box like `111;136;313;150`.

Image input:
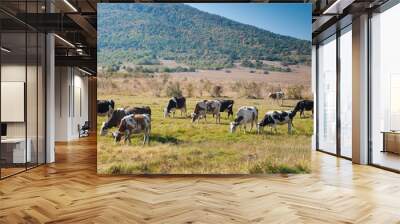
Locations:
97;3;312;174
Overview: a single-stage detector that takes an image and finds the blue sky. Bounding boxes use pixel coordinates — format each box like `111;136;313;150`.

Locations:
186;3;311;41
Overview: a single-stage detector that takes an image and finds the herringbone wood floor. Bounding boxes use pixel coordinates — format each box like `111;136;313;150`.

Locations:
1;136;400;224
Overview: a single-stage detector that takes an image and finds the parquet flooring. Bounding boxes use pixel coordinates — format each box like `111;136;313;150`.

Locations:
1;136;400;223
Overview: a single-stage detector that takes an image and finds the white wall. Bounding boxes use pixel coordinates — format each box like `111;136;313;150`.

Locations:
1;62;46;164
1;65;26;142
55;67;69;141
54;67;89;141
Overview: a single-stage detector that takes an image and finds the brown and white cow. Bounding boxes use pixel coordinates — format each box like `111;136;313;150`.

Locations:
191;100;221;124
113;114;151;145
100;106;151;136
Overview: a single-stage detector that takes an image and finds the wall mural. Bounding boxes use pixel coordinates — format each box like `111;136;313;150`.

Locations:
97;3;313;174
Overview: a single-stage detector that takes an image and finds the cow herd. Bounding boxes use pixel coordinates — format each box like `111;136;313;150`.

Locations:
97;95;314;145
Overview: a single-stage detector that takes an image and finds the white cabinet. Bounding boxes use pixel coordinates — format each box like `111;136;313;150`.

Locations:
1;138;32;163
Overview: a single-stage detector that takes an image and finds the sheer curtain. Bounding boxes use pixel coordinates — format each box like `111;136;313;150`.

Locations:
318;35;337;154
340;26;352;158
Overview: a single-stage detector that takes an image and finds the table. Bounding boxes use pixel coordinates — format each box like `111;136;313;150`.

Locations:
381;131;400;154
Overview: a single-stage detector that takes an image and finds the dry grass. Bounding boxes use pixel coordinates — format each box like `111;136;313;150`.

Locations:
98;62;312;99
97;95;312;174
98;77;312;101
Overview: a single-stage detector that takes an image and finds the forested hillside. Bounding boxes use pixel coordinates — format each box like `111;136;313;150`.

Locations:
98;4;311;70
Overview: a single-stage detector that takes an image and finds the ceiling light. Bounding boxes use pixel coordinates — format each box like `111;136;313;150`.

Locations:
63;0;78;12
78;68;93;76
1;47;11;53
323;0;341;14
54;34;75;48
76;48;85;55
323;0;355;15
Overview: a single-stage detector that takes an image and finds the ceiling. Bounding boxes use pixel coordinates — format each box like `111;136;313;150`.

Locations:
0;0;98;74
311;0;390;43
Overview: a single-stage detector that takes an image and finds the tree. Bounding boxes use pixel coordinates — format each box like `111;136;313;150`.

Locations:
211;85;223;97
186;83;195;97
165;81;183;97
202;80;213;96
126;66;134;73
147;78;163;97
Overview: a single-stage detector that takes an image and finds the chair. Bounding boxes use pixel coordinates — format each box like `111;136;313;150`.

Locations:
78;121;90;138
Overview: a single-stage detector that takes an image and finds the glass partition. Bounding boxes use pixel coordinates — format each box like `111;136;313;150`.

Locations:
0;2;46;179
317;35;337;154
1;31;28;177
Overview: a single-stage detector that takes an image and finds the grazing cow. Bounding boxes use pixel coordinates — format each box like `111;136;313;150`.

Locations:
293;100;314;118
164;96;187;118
113;114;151;145
128;106;152;118
191;101;207;123
97;99;115;116
268;91;285;105
100;106;151;136
257;110;296;134
229;106;258;133
191;100;221;123
217;99;234;118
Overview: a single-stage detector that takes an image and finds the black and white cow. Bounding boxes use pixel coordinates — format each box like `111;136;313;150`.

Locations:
113;114;151;145
191;101;207;123
268;91;285;105
191;100;221;123
257;110;296;134
128;106;152;118
217;99;234;118
164;96;187;118
97;99;115;117
100;106;151;136
293;100;314;118
229;106;258;133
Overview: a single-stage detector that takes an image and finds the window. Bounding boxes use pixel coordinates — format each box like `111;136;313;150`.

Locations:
0;2;46;179
339;26;352;158
370;3;400;171
317;35;337;154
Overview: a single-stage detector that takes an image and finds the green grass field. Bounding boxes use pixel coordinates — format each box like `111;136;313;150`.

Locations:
97;95;312;174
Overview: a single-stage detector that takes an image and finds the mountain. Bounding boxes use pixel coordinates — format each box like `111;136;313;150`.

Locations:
98;4;311;70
